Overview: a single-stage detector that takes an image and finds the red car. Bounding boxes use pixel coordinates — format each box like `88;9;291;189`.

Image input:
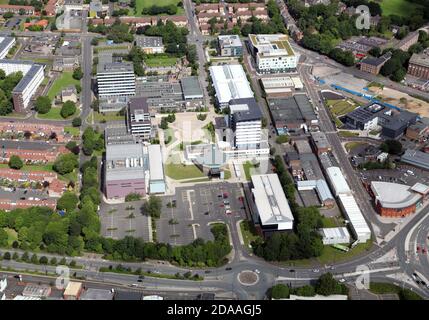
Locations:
423;248;427;254
417;246;421;253
238;196;244;202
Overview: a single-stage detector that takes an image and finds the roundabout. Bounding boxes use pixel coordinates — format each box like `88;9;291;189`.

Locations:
237;270;259;286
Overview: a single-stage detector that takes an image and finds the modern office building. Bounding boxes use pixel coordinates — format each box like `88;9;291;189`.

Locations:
135;36;164;54
218;35;243;57
248;34;298;73
127;97;151;140
407;53;429;80
0;60;45;112
250;174;294;237
0;37;15;59
104;143;146;199
229;98;262;150
96;61;136;97
209;64;253;108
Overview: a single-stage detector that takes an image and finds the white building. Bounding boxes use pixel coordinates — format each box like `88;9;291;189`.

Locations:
338;194;371;243
319;227;351;245
0;37;16;59
0;276;7;293
251;174;294;233
326;166;351;197
0;60;44;112
260;76;304;95
248;34;298;73
209;64;253;108
229;98;262;150
146;144;165;194
135;36;164;54
97;61;136;97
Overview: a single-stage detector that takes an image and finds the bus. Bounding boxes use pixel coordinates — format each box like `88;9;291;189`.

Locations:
332;244;350;252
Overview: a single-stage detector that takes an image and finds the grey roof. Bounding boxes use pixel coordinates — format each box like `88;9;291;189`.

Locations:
401;149;429;170
0;140;52;151
0;60;44;95
229;97;262;122
181;76;203;99
98;61;134;73
268;95;316;124
114;290;143;300
409;53;429;68
379;109;418;132
218;35;243;48
135;35;163;48
345;102;386;123
105;124;136;145
105;143;145;181
0;37;14;54
80;288;114;300
129;97;149;114
310;131;330;150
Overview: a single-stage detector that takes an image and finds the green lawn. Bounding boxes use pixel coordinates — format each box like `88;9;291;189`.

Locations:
369;282;423;300
223;169;231;179
317;240;373;265
47;72;80;100
240;220;261;249
321;216;341;228
38;107;76;120
328;100;357;116
145;55;178;68
165;163;205;180
64;126;80;137
345;141;366;152
0;163;54;172
133;0;185;16
338;131;359;138
93;111;125;123
243;161;259;181
4;228;18;246
380;0;423;17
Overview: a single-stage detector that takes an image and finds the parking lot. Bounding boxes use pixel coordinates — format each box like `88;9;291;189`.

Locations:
359;163;429;187
99;203;151;242
156;182;246;246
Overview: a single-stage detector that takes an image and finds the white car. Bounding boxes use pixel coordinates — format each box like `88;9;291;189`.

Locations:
312;269;319;273
339;279;346;283
254;269;260;274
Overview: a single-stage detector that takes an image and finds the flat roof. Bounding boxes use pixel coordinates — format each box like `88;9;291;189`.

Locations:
310;131;330;149
135;35;163;48
181;76;203;99
249;34;295;57
147;144;164;181
371;181;422;209
410;53;429;68
320;227;350;240
251;174;294;229
105;143;145;181
80;288;114;300
401;149;429;170
338;194;371;240
411;182;429;195
218;34;242;47
209;64;253;104
326;166;351;196
97;61;134;73
64;281;82;296
229;97;262;122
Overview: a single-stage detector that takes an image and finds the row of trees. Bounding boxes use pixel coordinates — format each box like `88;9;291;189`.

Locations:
88;20;134;43
82;127;104;156
270;273;349;299
142;5;178;16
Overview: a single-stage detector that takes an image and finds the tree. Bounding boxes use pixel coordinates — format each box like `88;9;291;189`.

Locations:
369;46;381;57
35;96;52;114
57;192;79;212
72;117;82;127
0;228;7;247
53;153;79;175
72;67;83;80
8;155;23;169
391;67;406;82
142;195;162;218
60;101;77;118
315;273;345;296
271;284;290;299
3;12;13;19
31;254;39;264
0;69;5;80
50;257;57;265
380;139;403;155
3;251;11;260
39;256;48;265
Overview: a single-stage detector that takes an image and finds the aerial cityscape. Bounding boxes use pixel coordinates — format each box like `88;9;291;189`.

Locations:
0;0;428;306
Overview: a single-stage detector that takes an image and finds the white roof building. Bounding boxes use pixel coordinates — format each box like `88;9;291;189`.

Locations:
371;181;422;209
251;174;294;231
209;64;254;107
319;227;351;245
326;167;351;196
147;144;165;194
338;194;371;243
260;76;304;95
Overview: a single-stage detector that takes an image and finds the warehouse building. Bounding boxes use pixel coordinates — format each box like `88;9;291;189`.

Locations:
370;181;424;217
337;194;371;243
401;149;429;170
260;76;303;97
250;174;294;237
267;95;318;135
248;34;298;73
209;64;253;108
297;179;335;207
310;131;331;154
96;60;136;97
325;166;351;197
319;227;351;245
0;60;44;112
